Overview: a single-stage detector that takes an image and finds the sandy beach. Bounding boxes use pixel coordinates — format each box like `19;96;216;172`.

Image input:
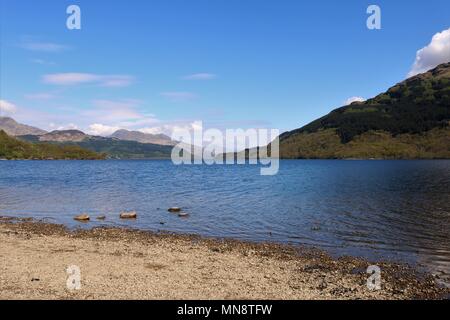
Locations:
0;217;447;300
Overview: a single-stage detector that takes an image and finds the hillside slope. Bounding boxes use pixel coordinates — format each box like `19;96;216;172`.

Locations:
0;130;105;160
0;117;47;136
74;136;173;159
18;133;173;159
38;130;87;142
280;63;450;159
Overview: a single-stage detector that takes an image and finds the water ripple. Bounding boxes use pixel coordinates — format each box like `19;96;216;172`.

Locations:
0;159;449;283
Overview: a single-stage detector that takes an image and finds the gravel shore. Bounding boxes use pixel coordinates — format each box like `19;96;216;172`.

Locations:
0;217;447;300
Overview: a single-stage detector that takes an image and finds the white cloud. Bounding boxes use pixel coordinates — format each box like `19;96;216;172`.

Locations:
182;73;217;80
408;28;450;77
88;124;121;136
344;96;366;105
0;100;17;114
139;121;202;137
43;73;134;87
160;92;197;102
19;39;69;53
50;123;79;131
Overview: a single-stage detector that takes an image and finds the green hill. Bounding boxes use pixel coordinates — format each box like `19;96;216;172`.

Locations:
0;130;106;160
18;133;173;159
72;137;173;159
280;62;450;159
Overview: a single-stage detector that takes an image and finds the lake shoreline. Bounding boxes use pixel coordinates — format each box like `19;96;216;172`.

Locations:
2;158;450;161
0;216;448;300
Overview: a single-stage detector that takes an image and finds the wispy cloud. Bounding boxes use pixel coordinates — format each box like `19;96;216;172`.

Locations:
88;99;145;122
24;93;56;100
43;73;135;87
43;73;99;85
182;73;217;80
18;38;69;53
408;28;450;77
160;91;197;102
84;99;158;135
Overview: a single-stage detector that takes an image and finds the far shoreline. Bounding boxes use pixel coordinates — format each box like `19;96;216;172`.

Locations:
1;158;450;161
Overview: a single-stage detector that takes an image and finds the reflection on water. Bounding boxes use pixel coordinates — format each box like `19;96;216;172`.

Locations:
0;160;449;283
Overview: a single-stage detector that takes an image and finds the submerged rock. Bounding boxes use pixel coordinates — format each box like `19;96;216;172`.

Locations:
96;215;106;220
120;211;137;219
168;207;181;213
74;214;90;222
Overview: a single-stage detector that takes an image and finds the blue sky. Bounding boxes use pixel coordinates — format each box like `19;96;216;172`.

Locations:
0;0;449;136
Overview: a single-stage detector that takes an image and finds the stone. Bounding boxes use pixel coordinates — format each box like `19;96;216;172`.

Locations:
120;211;137;219
74;214;90;221
178;212;189;217
96;215;106;220
168;207;181;213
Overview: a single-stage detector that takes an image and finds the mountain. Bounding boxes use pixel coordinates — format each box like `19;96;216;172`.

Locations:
18;130;173;159
38;130;87;142
74;136;174;159
0;130;105;160
0;117;174;159
110;129;175;146
279;62;450;159
0;117;47;136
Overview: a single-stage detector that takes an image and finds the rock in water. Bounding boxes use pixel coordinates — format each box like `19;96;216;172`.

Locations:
120;211;137;219
168;207;181;212
178;212;189;217
74;214;90;222
96;215;106;220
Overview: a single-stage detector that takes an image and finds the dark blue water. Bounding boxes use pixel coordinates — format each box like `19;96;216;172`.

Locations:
1;160;449;282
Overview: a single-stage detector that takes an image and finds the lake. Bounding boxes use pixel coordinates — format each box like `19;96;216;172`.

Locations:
1;160;449;284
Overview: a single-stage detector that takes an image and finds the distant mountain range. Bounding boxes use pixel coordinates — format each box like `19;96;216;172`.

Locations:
0;121;175;159
278;62;450;159
110;129;175;146
0;119;175;145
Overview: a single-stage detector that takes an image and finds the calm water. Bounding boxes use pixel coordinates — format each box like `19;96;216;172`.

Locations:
1;160;449;282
